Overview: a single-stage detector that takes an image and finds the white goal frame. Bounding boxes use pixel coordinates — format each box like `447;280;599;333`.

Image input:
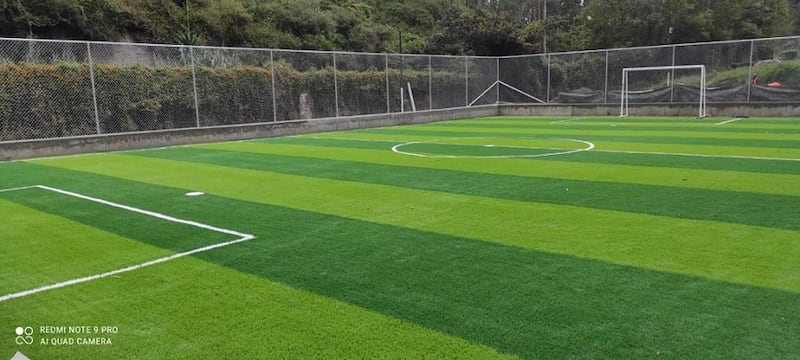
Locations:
620;65;707;118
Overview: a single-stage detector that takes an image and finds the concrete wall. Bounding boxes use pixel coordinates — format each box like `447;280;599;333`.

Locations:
499;102;800;117
0;105;498;161
3;101;798;161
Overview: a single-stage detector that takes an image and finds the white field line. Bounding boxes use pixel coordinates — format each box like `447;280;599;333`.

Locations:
302;136;408;143
715;118;743;126
593;148;800;162
391;139;595;159
551;117;585;124
0;185;256;303
0;185;39;193
37;185;251;238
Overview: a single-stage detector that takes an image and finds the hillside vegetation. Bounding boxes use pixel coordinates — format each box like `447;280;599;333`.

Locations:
1;0;799;55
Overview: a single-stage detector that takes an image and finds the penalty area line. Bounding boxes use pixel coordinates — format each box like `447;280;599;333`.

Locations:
0;235;255;303
0;185;256;303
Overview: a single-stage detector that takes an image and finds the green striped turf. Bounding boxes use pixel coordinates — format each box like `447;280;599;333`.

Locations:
194;140;800;196
471;116;800;126
1;162;798;359
260;137;800;175
134;147;800;231
354;127;800;149
34;153;800;295
0;198;176;294
438;121;800;134
0;188;233;252
0;164;511;359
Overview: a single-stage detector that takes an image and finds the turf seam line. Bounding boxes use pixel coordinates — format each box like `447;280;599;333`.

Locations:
0;185;256;303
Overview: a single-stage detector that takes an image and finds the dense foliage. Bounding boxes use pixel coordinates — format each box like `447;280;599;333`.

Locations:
0;61;472;140
1;0;799;55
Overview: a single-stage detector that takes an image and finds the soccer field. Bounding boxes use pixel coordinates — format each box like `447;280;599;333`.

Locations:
1;116;799;359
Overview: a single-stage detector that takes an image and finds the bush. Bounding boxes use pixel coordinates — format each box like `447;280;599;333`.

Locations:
0;61;466;141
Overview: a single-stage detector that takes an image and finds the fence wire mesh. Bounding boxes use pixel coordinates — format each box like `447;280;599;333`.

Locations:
335;53;388;117
273;50;336;121
467;58;498;106
431;56;467;109
89;43;196;134
2;36;800;142
192;47;274;126
0;39;96;141
548;51;607;103
499;55;548;103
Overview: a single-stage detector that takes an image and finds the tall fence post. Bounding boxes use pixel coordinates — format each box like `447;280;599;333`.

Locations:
465;57;469;106
546;54;551;103
604;50;609;104
747;40;754;102
670;45;676;103
189;46;201;128
333;52;340;117
496;57;500;104
428;55;433;110
385;54;390;113
86;42;101;134
270;50;277;122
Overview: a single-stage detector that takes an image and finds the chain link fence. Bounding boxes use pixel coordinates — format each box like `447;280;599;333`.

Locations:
501;36;800;106
2;36;800;142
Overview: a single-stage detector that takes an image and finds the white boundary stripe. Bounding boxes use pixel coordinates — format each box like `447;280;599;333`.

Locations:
391;139;595;159
37;185;251;238
551;117;586;124
0;185;39;193
594;149;800;162
303;136;408;143
715;118;743;126
312;135;800;162
0;235;254;303
0;185;256;303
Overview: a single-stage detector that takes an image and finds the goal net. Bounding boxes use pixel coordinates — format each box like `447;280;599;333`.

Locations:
620;65;707;118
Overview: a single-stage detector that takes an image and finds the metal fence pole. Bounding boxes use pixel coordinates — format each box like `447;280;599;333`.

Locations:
747;40;754;102
496;57;500;103
604;50;609;104
465;57;469;106
270;50;277;122
670;45;676;103
385;55;390;113
546;54;551;103
428;55;432;110
86;42;101;134
189;47;201;127
333;52;340;117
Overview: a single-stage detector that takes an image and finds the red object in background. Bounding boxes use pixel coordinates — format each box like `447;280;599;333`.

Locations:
768;81;781;87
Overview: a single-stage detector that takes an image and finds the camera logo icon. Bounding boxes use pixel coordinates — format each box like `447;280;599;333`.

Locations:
15;327;33;345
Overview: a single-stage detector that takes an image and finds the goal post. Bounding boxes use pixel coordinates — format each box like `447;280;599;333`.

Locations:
620;65;707;118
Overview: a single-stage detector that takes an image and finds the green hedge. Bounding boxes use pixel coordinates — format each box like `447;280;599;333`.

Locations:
0;62;467;141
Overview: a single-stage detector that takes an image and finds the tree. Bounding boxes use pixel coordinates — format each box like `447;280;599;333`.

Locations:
425;5;529;55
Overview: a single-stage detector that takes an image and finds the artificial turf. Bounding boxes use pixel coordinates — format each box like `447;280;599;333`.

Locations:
1;116;798;359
